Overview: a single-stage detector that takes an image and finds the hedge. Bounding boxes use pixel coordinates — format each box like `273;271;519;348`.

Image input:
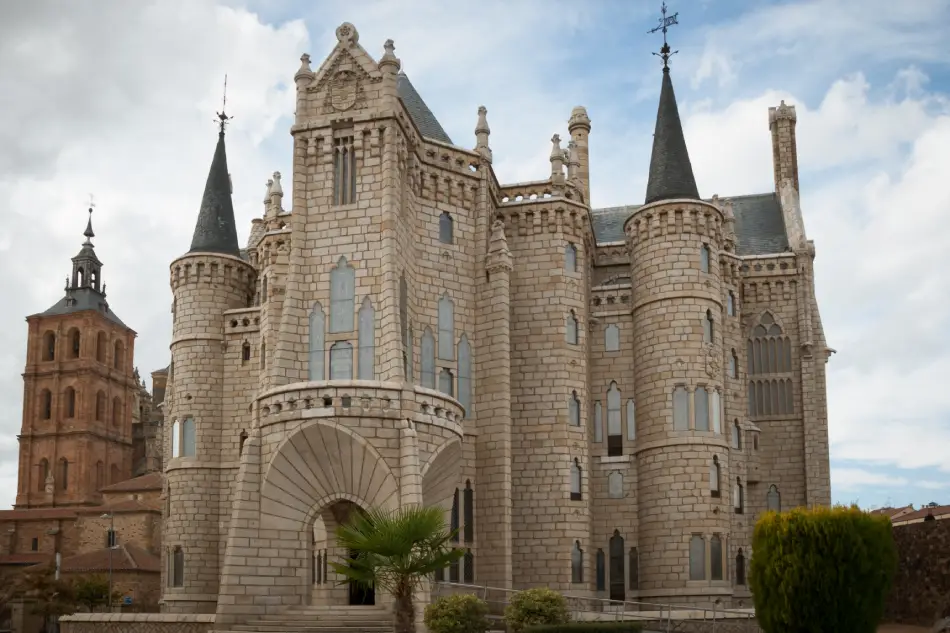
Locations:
423;594;490;633
750;504;897;633
504;588;570;633
526;624;643;633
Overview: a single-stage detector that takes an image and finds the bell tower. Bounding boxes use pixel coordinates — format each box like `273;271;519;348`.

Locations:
16;206;138;508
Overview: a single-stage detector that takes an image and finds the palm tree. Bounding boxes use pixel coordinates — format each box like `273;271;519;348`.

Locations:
331;505;464;633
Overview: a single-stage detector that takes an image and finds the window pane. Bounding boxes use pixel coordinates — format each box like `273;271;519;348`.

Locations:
608;472;623;498
329;342;354;380
329;258;355;333
182;417;195;457
710;460;719;492
568;394;579;427
607;383;621;436
695;387;709;431
732;422;741;449
438;295;455;360
605;324;620;352
689;536;705;580
439;212;454;244
172;421;180;458
626;400;636;440
358;298;375;380
594;402;603;442
566;313;578;345
673;387;689;430
570;461;581;494
700;246;710;273
565;243;577;272
711;536;723;580
421;329;435;388
596;550;606;591
458;335;472;418
438;369;454;397
572;543;583;583
711;391;721;433
309;303;325;381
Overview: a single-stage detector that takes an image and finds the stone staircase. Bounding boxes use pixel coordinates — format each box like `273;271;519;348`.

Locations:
227;605;393;633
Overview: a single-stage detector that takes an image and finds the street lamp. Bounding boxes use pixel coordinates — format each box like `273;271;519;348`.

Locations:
100;513;114;610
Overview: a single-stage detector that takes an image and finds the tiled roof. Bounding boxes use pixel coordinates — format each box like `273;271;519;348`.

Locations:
590;193;790;256
397;73;452;145
0;507;79;522
76;499;160;515
60;544;160;573
0;553;54;566
893;504;950;524
99;472;163;493
34;288;129;328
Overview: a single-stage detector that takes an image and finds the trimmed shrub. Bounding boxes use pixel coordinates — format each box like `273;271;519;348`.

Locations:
504;587;570;633
526;624;642;633
424;594;490;633
750;504;897;633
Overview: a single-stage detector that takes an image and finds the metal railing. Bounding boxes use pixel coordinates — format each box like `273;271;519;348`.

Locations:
431;582;762;633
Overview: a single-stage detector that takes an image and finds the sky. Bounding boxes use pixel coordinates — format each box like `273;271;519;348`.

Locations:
1;0;948;511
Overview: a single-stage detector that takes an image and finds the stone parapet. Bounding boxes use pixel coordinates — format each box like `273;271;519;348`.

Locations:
60;613;215;633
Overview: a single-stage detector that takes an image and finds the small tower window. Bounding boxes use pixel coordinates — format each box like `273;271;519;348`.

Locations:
239;430;248;456
734;478;745;514
732;420;742;449
570;458;582;500
710;456;721;497
703;310;714;343
689;535;706;580
65;387;76;418
69;329;81;359
673;386;689;430
605;324;620;352
42;332;56;362
711;535;724;581
727;291;736;316
700;244;711;273
421;328;435;389
181;417;196;457
59;458;68;490
242;341;251;363
96;332;106;363
593;401;603;442
438;294;455;361
767;485;781;512
357;297;375;380
729;350;738;378
31;537;38;551
607;382;622;456
113;340;124;371
329;257;356;333
329;341;354;380
106;528;117;548
566;311;579;345
40;390;52;420
439;212;454;244
695;386;709;431
736;549;746;585
172;420;181;458
568;391;581;427
571;541;583;583
171;546;184;587
626;399;636;440
564;243;577;272
463;481;474;543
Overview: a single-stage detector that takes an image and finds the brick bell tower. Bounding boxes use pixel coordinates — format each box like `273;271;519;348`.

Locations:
15;207;138;509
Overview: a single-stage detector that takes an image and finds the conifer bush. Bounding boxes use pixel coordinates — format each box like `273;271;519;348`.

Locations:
504;587;570;633
424;594;490;633
750;505;897;633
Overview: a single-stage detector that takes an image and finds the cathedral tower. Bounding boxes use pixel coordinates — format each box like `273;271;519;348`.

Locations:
16;210;138;508
164;121;255;613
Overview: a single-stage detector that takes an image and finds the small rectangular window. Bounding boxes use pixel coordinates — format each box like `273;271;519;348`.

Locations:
673;387;689;430
689;535;706;581
31;537;38;551
605;324;620;352
700;245;711;273
181;417;196;457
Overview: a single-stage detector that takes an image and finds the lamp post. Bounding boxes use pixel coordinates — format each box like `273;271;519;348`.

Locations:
100;513;114;610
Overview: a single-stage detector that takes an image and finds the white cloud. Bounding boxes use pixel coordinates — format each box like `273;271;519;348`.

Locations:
832;468;908;492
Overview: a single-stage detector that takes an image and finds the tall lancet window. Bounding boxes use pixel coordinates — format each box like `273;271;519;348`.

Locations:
329;257;355;333
400;274;410;379
438;294;454;361
607;382;622;456
458;335;472;417
358;297;375;380
308;302;325;381
333;135;357;206
421;328;435;389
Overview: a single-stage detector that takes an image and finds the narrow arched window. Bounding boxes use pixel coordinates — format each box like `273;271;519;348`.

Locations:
767;485;781;512
261;275;268;303
672;386;689;430
59;458;68;490
172;420;181;458
112;397;122;427
605;324;620;352
607;382;622;456
69;329;81;358
400;274;410;378
571;541;583;583
463;549;474;583
329;257;356;333
357;297;375;379
727;291;736;316
593;401;603;442
629;547;639;589
736;548;746;585
564;243;577;272
439;212;454;244
729;350;738;378
40;390;52;420
113;340;124;370
65;387;76;418
609;531;625;601
260;341;266;369
309;302;325;380
458;335;472;417
700;244;711;273
710;389;721;433
568;391;580;427
450;488;460;542
421;328;435;389
703;309;714;343
695;386;709;431
689;535;705;580
42;331;56;361
710;456;721;497
329;341;354;380
181;417;196;457
96;332;106;363
239;430;248;456
626;399;636;440
734;478;745;514
37;459;49;492
242;341;251;363
172;546;184;587
570;459;582;500
438;368;454;397
438;294;454;360
463;481;474;543
566;311;579;345
595;549;606;591
710;535;723;581
732;420;742;449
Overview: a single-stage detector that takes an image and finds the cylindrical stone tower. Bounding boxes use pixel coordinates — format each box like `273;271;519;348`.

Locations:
164;127;255;613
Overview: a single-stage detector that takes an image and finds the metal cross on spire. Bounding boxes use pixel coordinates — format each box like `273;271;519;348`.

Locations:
216;74;233;134
648;2;680;69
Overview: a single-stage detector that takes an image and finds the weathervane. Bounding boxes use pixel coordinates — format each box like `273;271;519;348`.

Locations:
648;2;680;69
216;74;233;133
87;193;95;213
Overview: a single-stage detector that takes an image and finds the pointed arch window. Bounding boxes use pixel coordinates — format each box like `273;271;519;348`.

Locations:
439;212;454;244
570;458;582;500
568;391;581;427
463;549;474;583
734;478;744;514
710;456;721;497
260;341;266;369
729;350;738;378
400;274;410;379
65;387;76;419
242;341;251;363
595;549;606;591
239;430;248;456
673;386;689;430
571;541;584;583
593;401;603;442
689;535;705;581
609;531;625;601
605;324;620;352
732;420;742;449
358;297;375;380
450;488;460;543
171;546;184;587
96;332;106;363
40;390;52;420
181;417;196;457
330;257;356;333
767;485;781;512
309;302;326;380
69;329;81;358
565;243;577;273
566;311;579;345
333;135;357;206
421;328;435;389
438;294;455;360
261;275;268;303
329;341;354;380
727;291;736;316
112;397;122;427
700;244;711;273
710;535;724;581
37;459;49;492
748;313;794;416
463;481;474;543
113;340;124;371
42;331;56;361
626;399;636;440
703;309;714;343
695;387;709;431
736;548;746;585
59;458;68;490
607;382;622;456
458;335;472;417
710;389;721;433
172;420;181;458
438;368;454;397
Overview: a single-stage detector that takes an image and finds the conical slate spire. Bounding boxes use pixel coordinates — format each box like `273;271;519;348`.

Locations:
189;131;240;256
83;208;95;243
644;67;699;205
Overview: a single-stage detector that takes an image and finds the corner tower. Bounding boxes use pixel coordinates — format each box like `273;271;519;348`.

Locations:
624;25;731;602
16;209;138;508
164;119;255;613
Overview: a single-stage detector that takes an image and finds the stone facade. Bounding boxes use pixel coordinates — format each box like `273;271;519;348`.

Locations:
885;519;950;627
160;22;832;624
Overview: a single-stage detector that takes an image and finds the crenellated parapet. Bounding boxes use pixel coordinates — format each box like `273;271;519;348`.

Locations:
492;198;591;245
169;252;255;297
623;198;725;249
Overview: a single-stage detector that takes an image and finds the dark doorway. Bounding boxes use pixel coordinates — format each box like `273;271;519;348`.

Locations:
348;548;375;605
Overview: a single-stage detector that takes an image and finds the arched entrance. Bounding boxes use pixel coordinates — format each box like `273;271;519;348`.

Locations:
311;499;375;606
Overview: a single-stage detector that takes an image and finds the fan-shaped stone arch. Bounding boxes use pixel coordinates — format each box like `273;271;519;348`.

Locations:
260;420;399;531
421;439;462;509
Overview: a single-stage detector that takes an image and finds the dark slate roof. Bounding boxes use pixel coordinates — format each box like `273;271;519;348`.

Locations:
36;287;129;328
645;68;700;205
590;193;790;256
397;73;452;144
189;131;241;256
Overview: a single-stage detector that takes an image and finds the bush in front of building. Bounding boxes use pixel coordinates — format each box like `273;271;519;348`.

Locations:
751;504;897;633
424;594;491;633
525;624;643;633
504;587;571;633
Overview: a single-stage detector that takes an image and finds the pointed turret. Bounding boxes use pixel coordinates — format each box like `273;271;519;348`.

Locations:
188;129;241;256
644;66;699;205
